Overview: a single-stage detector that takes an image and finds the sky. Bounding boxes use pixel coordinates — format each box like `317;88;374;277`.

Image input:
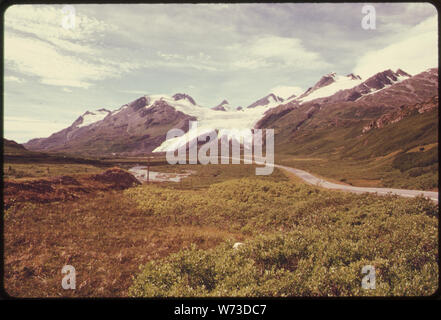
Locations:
3;3;438;143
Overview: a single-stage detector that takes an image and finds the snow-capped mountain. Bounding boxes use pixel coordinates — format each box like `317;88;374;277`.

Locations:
24;94;197;154
293;72;363;103
247;93;285;109
253;68;438;171
269;86;304;101
287;69;411;105
24;92;276;155
211;100;232;111
74;109;111;128
24;67;432;156
150;96;278;152
256;68;436;131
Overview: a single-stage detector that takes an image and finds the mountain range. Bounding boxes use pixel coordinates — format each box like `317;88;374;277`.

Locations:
23;68;438;158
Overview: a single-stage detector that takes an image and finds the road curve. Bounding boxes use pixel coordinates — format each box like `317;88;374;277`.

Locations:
275;164;439;203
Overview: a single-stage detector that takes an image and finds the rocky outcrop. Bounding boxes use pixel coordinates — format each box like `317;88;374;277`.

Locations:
172;93;196;105
296;73;338;100
247;93;284;109
211;99;229;111
362;95;438;133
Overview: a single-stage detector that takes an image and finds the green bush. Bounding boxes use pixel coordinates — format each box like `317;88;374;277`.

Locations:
124;178;351;232
392;148;438;172
127;178;438;297
130;220;438;297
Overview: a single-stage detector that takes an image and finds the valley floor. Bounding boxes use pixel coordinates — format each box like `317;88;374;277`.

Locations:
276;150;438;192
276;164;438;202
3;163;438;297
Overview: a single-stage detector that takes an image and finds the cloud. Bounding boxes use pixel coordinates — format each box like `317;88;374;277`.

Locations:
5;34;112;88
4;5;137;88
3;4;438;143
353;15;438;78
156;51;218;71
228;36;330;70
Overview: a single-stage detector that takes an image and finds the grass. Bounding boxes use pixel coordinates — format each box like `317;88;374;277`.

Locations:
277;154;438;191
4;163;438;297
3;163;106;179
4;190;243;297
148;163;287;190
274;108;438;191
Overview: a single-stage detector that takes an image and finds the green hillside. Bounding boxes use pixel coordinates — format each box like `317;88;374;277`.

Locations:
3;138;34;156
273;98;438;190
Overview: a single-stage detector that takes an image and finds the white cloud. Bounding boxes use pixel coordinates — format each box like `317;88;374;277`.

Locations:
156;51;217;71
228;36;330;70
5;5;115;44
4;5;137;88
5;34;115;88
353;15;438;78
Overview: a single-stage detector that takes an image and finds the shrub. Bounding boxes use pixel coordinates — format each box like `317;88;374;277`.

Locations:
392;148;438;172
128;180;438;297
129;219;438;297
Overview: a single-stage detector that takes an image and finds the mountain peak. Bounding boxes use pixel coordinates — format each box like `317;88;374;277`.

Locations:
294;68;413;104
97;108;111;113
172;93;196;105
81;108;110;117
361;68;411;92
296;71;362;102
346;73;362;80
211;99;231;111
294;68;410;105
317;73;337;86
247;93;284;109
396;68;411;78
75;108;111;128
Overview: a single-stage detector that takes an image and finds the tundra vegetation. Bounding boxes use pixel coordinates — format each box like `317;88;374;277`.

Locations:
3;152;439;297
127;175;438;297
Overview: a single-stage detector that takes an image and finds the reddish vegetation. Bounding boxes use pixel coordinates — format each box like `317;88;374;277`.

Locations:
90;167;141;188
3;167;140;209
4;192;243;297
